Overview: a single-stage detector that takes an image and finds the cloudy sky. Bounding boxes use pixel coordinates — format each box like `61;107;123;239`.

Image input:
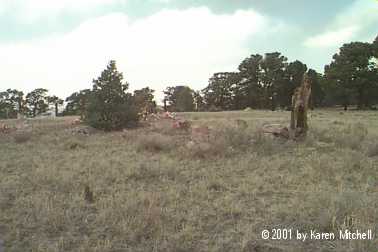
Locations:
0;0;377;102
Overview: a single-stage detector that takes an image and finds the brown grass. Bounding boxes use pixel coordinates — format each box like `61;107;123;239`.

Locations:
0;111;377;251
13;130;32;143
137;132;175;152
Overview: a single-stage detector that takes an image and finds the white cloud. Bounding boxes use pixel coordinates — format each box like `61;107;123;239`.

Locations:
0;0;122;22
303;0;378;48
0;7;268;102
304;26;359;48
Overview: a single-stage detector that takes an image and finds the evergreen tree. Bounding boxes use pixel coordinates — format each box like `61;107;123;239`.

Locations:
25;88;49;117
163;86;195;112
325;42;376;109
63;89;92;117
85;60;139;130
48;95;64;116
202;72;237;110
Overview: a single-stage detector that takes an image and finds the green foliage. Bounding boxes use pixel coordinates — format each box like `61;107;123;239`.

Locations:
201;53;322;111
84;60;139;131
260;52;288;110
193;90;205;111
25;88;49;117
325;41;378;110
279;60;307;109
199;36;377;111
133;87;157;114
0;89;25;119
47;95;64;117
234;54;264;109
63;89;91;117
203;72;238;110
163;85;195;112
308;69;325;108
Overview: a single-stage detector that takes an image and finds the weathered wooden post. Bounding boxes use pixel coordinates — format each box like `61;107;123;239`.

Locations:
290;73;312;138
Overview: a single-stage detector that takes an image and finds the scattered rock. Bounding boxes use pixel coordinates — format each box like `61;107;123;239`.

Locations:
69;126;96;136
71;118;82;126
261;124;290;139
173;120;191;131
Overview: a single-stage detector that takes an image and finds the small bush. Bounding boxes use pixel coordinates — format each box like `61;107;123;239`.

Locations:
312;123;368;150
186;126;253;158
219;126;251;150
137;133;174;152
311;127;334;143
334;123;368;150
366;143;378;157
186;139;228;158
13;131;32;143
65;141;86;150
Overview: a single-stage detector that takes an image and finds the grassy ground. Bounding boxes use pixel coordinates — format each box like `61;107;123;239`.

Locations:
0;110;377;252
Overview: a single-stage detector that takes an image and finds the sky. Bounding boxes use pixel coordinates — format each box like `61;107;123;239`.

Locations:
0;0;377;102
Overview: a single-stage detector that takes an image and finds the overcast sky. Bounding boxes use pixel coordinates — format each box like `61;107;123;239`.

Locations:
0;0;377;102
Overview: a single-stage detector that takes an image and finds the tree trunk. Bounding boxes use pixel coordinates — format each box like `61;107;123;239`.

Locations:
55;103;59;117
290;73;311;139
163;99;167;112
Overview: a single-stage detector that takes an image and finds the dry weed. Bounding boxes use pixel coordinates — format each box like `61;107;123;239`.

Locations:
137;132;175;152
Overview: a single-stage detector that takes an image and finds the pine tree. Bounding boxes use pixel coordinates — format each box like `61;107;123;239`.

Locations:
85;60;139;130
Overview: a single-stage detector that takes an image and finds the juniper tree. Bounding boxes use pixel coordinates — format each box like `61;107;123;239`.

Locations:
85;60;139;130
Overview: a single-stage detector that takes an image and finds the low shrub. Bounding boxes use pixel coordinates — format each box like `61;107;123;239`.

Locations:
137;133;174;152
186;139;228;158
218;126;252;150
13;131;32;143
312;123;368;150
366;142;378;157
334;123;368;150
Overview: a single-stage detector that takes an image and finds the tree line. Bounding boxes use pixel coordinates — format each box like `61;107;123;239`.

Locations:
0;88;63;119
163;35;378;112
0;35;377;129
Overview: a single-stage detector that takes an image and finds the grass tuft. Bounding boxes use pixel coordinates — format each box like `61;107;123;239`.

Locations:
137;132;175;152
13;131;32;143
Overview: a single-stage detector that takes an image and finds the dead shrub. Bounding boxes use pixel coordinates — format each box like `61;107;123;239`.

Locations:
334;123;368;150
186;126;253;158
137;133;174;152
66;141;86;150
186;139;228;158
235;119;248;130
366;142;378;157
191;125;210;142
251;130;292;155
173;120;191;131
219;126;251;150
126;193;165;243
13;131;32;143
311;127;334;143
312;123;368;150
332;120;344;125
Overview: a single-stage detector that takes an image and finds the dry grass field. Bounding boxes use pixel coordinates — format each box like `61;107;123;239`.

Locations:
0;110;378;252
